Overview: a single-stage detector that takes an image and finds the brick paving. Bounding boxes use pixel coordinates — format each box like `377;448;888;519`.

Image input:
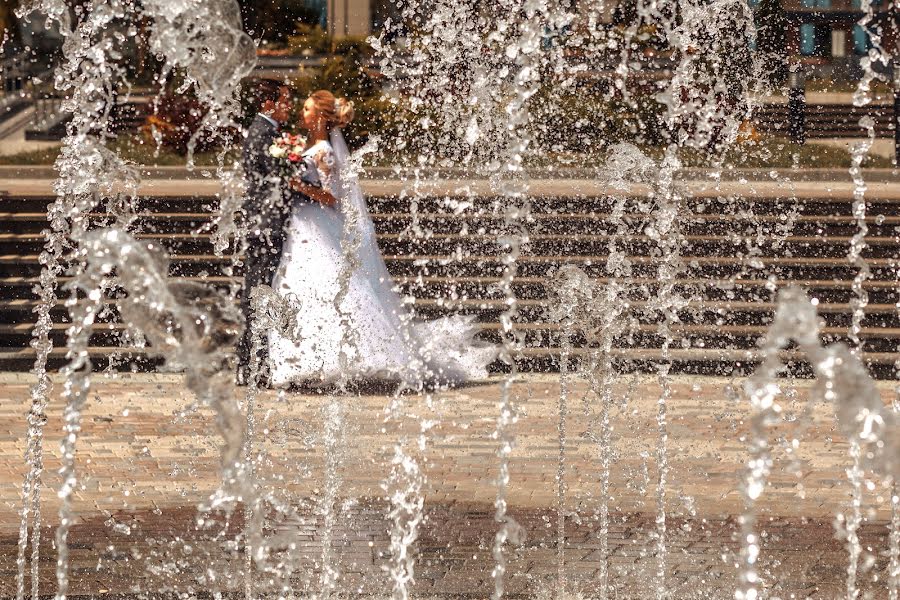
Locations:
0;372;897;598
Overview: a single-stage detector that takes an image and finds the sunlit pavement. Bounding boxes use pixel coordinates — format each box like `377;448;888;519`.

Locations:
3;176;900;199
0;372;895;597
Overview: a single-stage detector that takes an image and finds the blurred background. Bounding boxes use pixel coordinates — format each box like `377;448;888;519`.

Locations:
0;0;897;167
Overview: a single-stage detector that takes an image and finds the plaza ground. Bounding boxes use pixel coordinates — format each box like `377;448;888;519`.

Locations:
0;372;897;598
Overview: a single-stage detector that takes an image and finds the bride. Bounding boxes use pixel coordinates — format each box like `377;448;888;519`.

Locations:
267;90;497;388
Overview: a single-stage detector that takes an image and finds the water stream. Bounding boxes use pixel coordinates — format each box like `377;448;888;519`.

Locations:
8;0;900;597
890;393;900;600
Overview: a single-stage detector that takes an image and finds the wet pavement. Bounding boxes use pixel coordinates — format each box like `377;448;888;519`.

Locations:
0;372;896;598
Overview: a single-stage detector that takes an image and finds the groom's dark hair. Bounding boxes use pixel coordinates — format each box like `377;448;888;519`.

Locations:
254;79;289;109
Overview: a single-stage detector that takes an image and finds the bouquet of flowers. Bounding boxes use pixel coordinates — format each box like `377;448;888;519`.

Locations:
268;132;317;184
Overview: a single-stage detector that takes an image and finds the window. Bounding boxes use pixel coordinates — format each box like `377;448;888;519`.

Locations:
304;0;327;29
831;28;846;57
853;24;871;54
800;23;817;54
800;23;831;56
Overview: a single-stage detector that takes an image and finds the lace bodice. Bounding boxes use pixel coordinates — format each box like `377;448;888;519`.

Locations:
303;140;335;190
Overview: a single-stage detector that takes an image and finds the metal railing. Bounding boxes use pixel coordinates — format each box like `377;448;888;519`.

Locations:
27;69;65;133
0;52;67;135
0;51;69;139
0;55;28;113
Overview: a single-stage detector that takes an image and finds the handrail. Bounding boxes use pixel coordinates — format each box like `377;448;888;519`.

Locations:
25;67;63;131
0;55;28;112
0;52;68;137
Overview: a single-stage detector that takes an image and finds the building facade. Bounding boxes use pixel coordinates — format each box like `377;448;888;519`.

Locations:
303;0;400;39
325;0;371;38
781;0;898;79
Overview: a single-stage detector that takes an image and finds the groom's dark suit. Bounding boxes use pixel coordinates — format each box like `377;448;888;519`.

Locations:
236;114;310;376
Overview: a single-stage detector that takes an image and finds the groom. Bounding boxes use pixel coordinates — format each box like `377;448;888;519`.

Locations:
236;81;307;385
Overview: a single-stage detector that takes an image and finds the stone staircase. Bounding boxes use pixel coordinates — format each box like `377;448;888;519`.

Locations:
0;98;148;142
755;103;897;138
0;187;899;376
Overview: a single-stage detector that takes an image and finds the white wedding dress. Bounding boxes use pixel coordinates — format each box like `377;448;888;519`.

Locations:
267;129;497;388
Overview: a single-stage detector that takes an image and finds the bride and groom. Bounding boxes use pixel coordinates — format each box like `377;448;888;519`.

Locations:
236;82;496;389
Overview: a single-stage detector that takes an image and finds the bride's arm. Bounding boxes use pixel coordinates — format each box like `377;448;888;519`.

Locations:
290;147;338;206
290;179;337;206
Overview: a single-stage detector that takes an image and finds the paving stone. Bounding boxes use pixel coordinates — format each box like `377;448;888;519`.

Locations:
0;372;897;597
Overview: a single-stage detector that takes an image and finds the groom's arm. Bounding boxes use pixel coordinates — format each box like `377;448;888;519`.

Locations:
298;157;321;186
301;149;338;206
287;156;333;204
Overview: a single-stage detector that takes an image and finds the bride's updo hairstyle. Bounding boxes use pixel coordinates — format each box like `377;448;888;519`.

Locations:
309;90;355;129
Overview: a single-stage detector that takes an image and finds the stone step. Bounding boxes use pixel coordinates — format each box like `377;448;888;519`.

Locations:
6;214;898;238
3;315;898;337
1;189;897;375
4;194;900;218
1;275;896;306
0;296;896;323
0;253;896;281
755;104;897;137
1;345;897;378
1;300;897;343
3;314;899;357
5;211;900;227
1;231;897;259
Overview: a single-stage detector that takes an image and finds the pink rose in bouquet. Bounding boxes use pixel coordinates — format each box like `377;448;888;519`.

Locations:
268;132;314;177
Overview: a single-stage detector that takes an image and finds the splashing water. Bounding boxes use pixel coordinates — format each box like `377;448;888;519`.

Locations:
737;287;900;599
487;0;547;592
890;392;900;600
54;229;246;597
16;14;138;600
847;123;873;349
844;440;864;599
383;431;427;600
317;396;345;599
631;2;759;594
843;24;891;556
382;338;437;599
312;136;383;596
547;264;630;598
650;153;682;600
547;267;579;595
12;0;253;597
241;285;303;596
14;1;141;595
847;0;889;351
10;0;900;596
